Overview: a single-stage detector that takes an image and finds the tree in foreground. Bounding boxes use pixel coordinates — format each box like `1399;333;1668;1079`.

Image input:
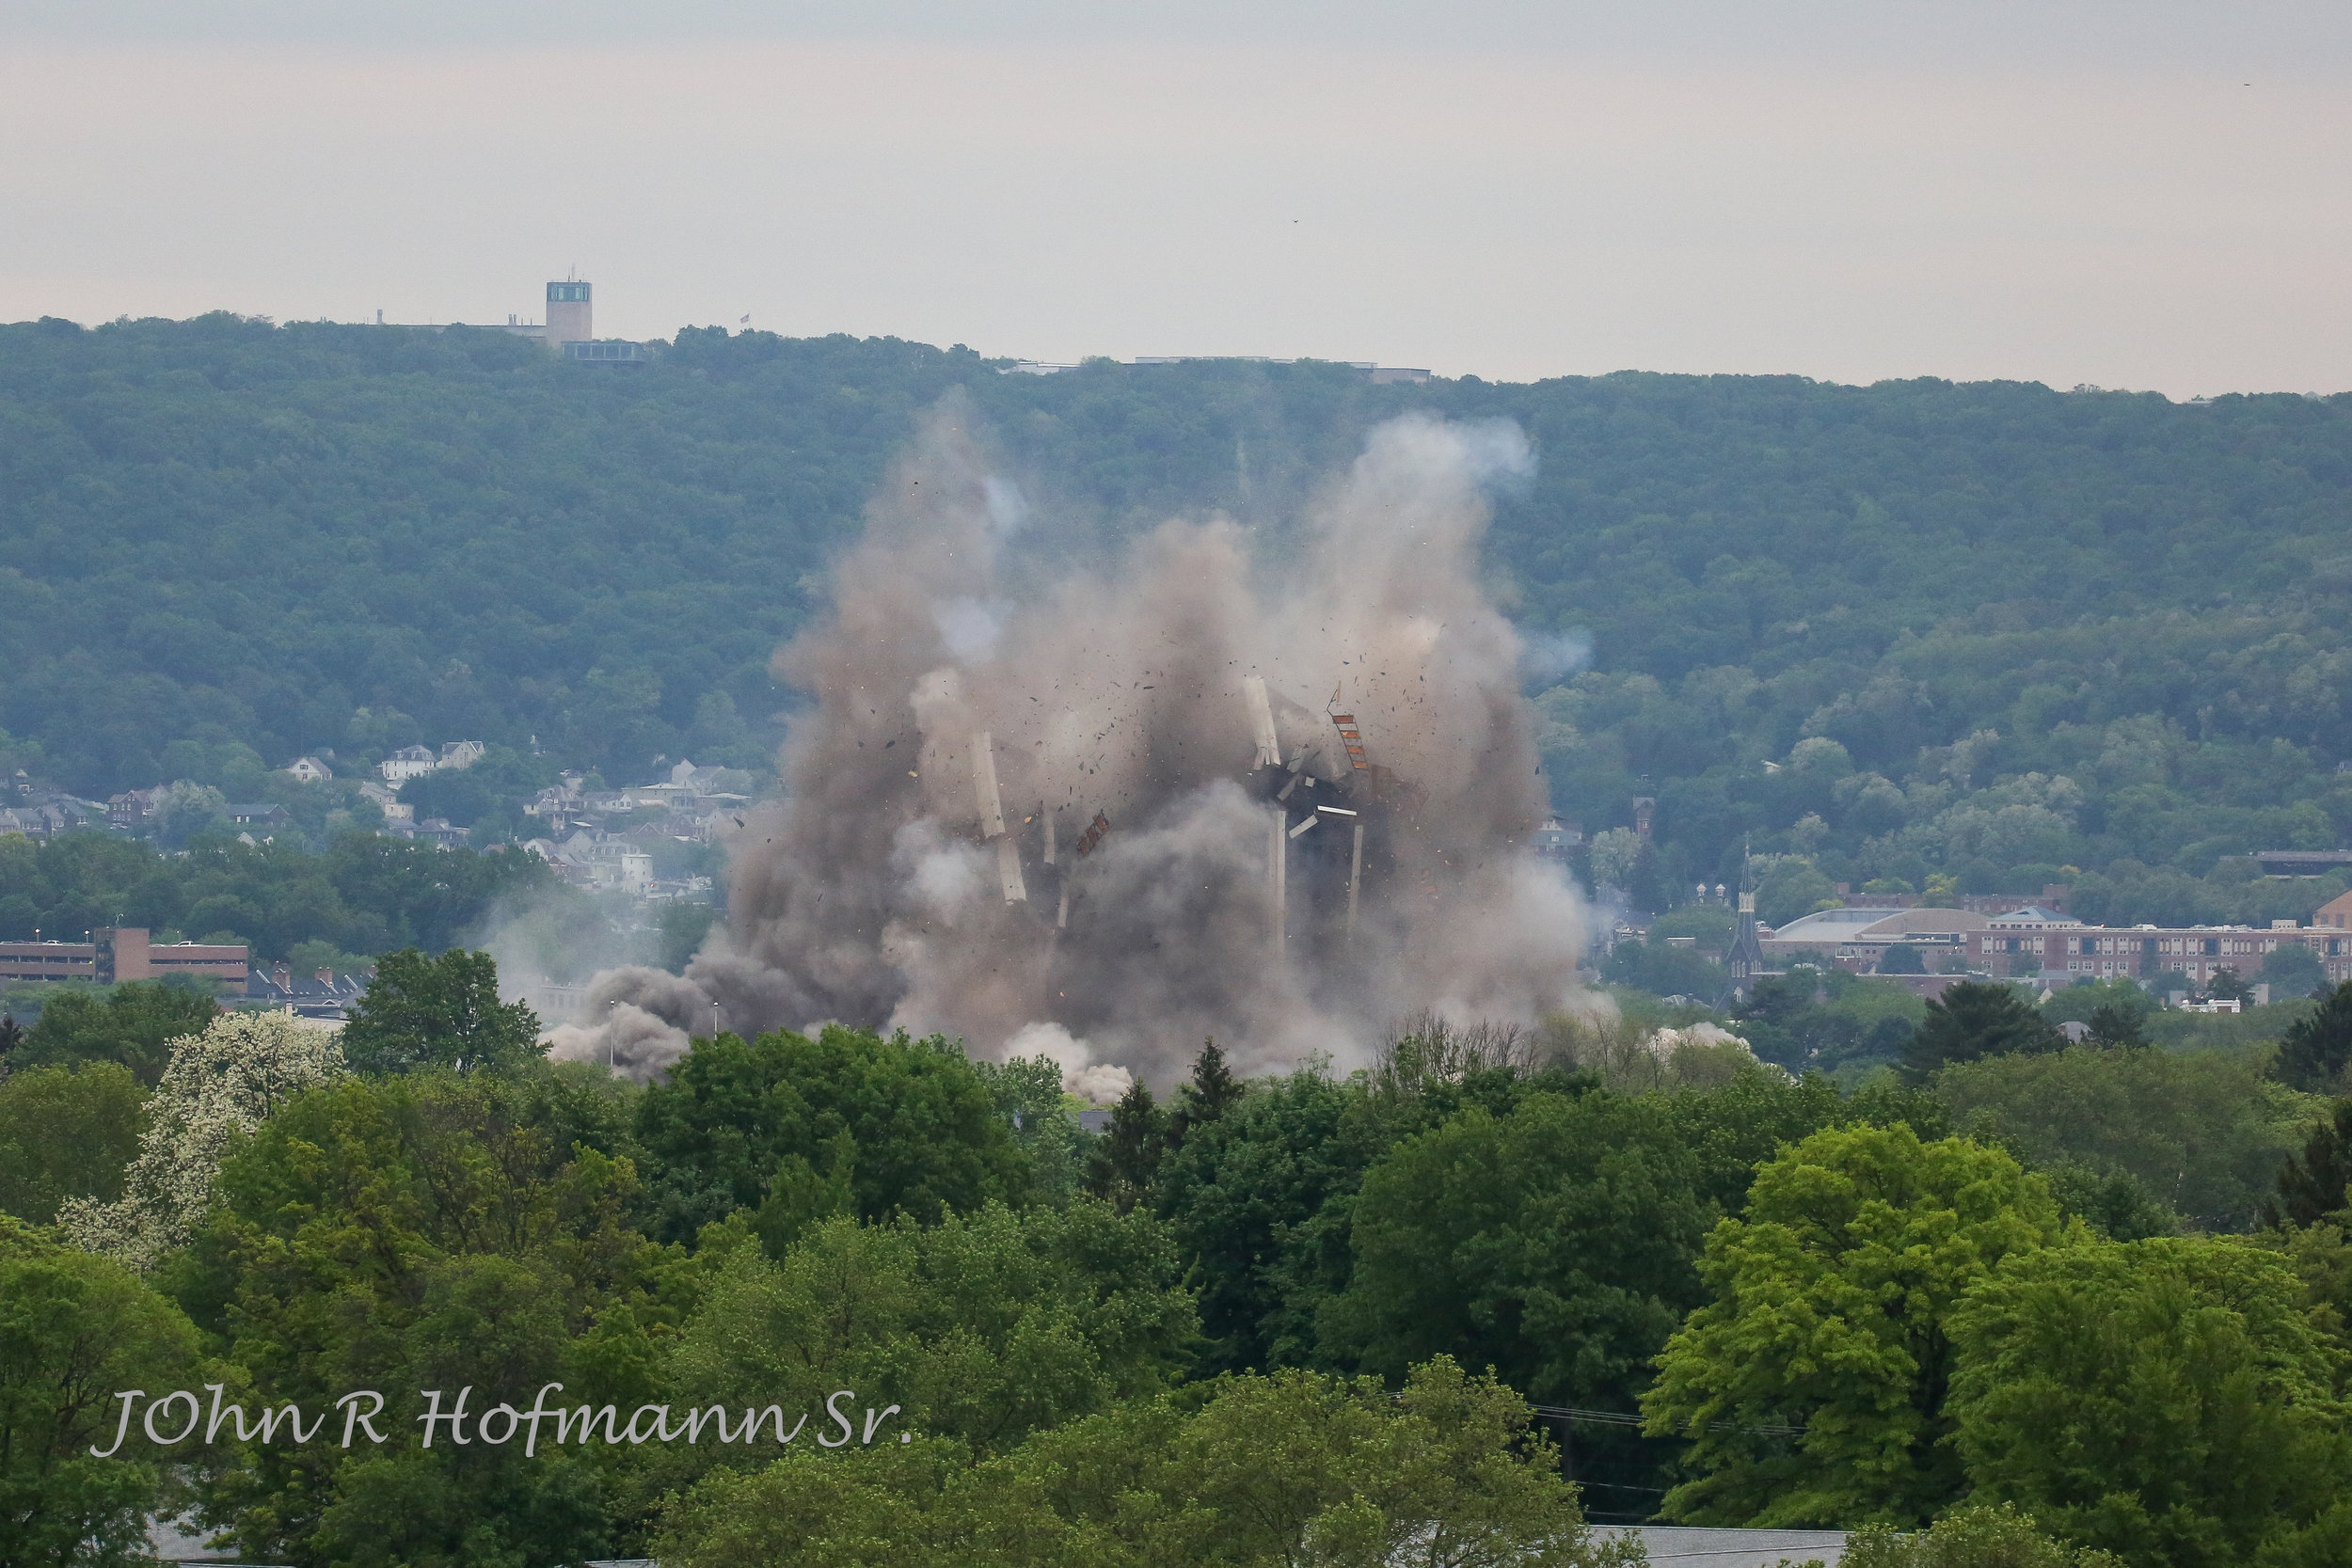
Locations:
0;1215;199;1568
635;1026;1030;1241
654;1356;1644;1568
1900;980;2064;1083
2275;979;2352;1094
1641;1124;2063;1528
58;1008;344;1270
1947;1237;2352;1566
1840;1502;2126;1568
338;946;542;1074
0;1061;146;1224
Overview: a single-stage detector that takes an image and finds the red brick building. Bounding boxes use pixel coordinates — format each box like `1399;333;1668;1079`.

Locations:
1965;907;2352;987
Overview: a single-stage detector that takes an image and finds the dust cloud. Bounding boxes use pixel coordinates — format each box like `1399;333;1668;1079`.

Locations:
548;403;1590;1085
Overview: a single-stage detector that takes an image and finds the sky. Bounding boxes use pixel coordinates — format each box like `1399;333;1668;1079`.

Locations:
3;2;2347;395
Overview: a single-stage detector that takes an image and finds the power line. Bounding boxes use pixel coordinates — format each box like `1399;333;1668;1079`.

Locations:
1527;1402;1806;1438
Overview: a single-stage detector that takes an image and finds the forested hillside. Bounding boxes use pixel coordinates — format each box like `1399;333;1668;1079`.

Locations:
5;314;2350;920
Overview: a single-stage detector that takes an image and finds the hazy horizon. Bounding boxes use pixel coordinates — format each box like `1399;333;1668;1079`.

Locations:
5;1;2348;397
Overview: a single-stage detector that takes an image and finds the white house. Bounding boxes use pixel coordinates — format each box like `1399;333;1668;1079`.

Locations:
284;756;333;784
380;745;437;782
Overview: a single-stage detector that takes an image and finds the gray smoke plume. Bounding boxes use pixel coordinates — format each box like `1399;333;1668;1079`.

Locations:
548;404;1590;1085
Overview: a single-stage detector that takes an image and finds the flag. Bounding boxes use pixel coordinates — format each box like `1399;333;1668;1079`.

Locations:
739;314;751;324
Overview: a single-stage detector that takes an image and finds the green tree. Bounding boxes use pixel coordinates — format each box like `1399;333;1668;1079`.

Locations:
338;946;541;1075
664;1200;1196;1476
167;1069;661;1568
1839;1502;2127;1568
2274;978;2352;1094
0;1215;200;1568
1085;1078;1168;1214
971;1053;1088;1204
653;1358;1629;1568
1152;1065;1367;1375
1934;1043;2322;1232
1325;1091;1712;1421
1947;1237;2352;1566
2204;965;2255;1005
61;1010;345;1272
2267;1100;2352;1229
635;1026;1030;1242
1167;1037;1243;1148
2259;941;2330;1002
1901;980;2064;1084
17;981;219;1085
0;1062;146;1224
2081;1001;2147;1049
1641;1124;2064;1528
1756;860;1840;928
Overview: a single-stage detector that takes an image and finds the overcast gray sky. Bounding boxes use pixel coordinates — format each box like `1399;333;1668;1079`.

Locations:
4;2;2346;394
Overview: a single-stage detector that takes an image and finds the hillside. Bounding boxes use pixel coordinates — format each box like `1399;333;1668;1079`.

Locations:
5;314;2352;927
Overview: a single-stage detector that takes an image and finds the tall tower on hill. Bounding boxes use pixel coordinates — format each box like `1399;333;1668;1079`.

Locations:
547;278;591;347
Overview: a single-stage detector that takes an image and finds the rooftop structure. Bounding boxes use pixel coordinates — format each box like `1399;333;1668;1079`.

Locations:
1760;906;1990;973
2257;848;2352;878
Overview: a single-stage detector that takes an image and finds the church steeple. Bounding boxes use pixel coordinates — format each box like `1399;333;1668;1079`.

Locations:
1724;840;1765;990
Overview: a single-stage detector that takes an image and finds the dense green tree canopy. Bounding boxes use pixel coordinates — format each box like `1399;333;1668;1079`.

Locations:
167;1066;660;1568
652;1357;1621;1568
15;978;217;1084
337;946;543;1074
1643;1124;2064;1528
1934;1043;2324;1232
0;1216;199;1568
1948;1238;2352;1566
0;1062;146;1224
634;1026;1031;1243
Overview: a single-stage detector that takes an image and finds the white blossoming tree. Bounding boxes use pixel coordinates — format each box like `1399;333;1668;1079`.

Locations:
61;1009;345;1272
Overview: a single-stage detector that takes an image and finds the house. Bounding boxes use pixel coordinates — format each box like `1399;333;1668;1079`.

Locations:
357;781;413;822
228;802;293;829
437;740;486;770
283;756;333;784
107;789;158;831
539;829;653;894
1532;817;1583;860
381;745;437;783
2316;890;2352;930
412;816;470;849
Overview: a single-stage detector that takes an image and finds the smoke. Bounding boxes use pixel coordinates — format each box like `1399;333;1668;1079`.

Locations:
552;403;1592;1085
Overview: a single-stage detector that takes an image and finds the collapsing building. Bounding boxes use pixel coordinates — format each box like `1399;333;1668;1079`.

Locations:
541;405;1591;1085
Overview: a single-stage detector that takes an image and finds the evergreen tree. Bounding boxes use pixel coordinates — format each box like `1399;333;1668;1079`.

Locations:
2275;979;2352;1093
2267;1100;2352;1230
2082;1001;2148;1049
1168;1037;1244;1149
1086;1079;1168;1213
1900;980;2064;1084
